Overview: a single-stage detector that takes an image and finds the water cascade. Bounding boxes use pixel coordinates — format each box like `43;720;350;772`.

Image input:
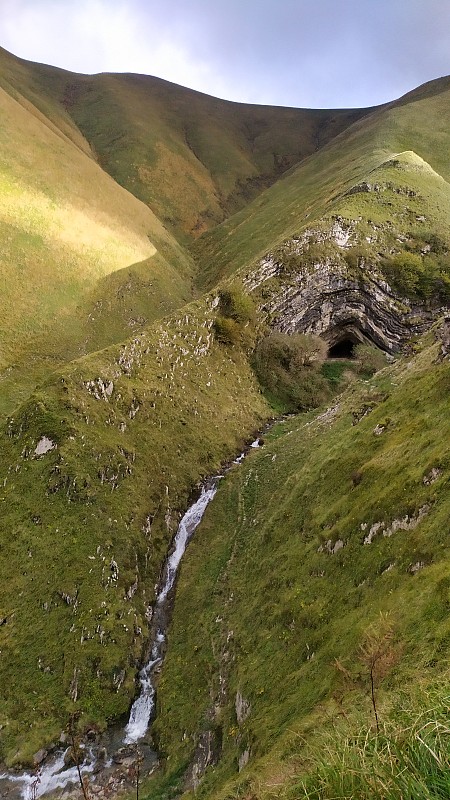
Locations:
0;440;260;798
123;480;219;744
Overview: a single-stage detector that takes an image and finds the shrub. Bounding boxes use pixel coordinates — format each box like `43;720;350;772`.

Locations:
213;316;242;345
217;285;255;325
252;332;329;412
354;344;386;376
214;284;256;346
381;252;424;296
381;249;450;303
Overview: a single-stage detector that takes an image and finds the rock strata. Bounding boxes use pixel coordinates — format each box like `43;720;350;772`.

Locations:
253;259;434;352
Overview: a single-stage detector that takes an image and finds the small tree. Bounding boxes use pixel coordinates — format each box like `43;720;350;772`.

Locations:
381;251;424;297
354;343;386;376
30;771;41;800
214;283;256;346
252;332;329;412
135;746;143;800
218;285;255;325
67;712;91;800
359;613;397;732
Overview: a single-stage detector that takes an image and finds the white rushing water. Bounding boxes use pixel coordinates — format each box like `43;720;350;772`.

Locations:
1;438;261;796
123;481;219;744
0;749;95;799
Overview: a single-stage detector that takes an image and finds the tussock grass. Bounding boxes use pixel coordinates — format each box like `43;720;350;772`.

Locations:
150;333;450;800
297;685;450;800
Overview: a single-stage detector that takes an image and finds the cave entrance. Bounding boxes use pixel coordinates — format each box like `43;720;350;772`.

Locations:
327;338;356;359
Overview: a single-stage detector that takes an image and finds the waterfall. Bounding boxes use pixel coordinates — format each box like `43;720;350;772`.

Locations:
124;481;219;743
0;439;260;798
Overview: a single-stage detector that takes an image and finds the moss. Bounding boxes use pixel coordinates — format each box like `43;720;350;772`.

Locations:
151;335;450;799
0;296;269;763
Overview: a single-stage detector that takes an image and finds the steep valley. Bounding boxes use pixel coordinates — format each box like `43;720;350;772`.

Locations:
154;325;450;800
0;47;449;800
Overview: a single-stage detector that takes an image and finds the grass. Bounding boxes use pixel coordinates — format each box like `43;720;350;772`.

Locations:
0;46;449;795
147;331;450;799
0;51;196;416
54;72;370;243
0;45;371;418
296;683;450;799
192;78;450;290
0;295;269;765
0;46;372;245
0;47;448;419
321;359;355;386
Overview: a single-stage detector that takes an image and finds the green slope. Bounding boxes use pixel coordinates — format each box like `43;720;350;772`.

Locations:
0;45;373;419
241;149;450;350
192;76;450;290
0;50;449;789
62;74;370;241
151;326;450;800
0;47;372;242
0;48;195;417
0;294;269;765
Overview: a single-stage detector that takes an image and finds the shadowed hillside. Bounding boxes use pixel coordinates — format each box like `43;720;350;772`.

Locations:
0;47;374;241
192;76;450;289
0;48;448;800
153;325;450;800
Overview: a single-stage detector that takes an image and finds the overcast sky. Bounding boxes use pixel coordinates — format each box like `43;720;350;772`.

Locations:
1;0;449;108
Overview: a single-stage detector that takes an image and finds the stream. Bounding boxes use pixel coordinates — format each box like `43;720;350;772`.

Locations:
123;480;220;745
0;439;261;799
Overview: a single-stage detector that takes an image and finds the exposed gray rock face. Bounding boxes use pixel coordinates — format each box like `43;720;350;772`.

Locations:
437;316;450;360
189;728;222;791
238;748;250;771
244;212;443;353
34;436;56;456
254;260;433;353
235;691;251;725
33;748;48;766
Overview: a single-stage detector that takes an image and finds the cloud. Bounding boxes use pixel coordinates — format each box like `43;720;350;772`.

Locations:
0;0;238;99
2;1;151;74
0;0;449;107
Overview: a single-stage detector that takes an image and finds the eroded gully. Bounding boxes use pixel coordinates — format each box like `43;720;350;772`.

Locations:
0;438;262;799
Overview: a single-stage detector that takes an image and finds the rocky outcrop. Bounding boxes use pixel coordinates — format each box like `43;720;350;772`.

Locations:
436;316;450;360
263;262;432;352
245;223;439;353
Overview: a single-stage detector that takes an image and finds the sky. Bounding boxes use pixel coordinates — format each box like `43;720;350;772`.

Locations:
1;0;449;109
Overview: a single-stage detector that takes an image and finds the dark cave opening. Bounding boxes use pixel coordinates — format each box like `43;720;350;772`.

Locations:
327;338;356;359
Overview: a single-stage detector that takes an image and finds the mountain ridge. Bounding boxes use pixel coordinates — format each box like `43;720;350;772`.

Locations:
0;48;449;800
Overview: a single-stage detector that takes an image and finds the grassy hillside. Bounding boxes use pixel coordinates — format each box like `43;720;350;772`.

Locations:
62;75;370;241
0;49;449;794
0;294;270;766
0;45;374;419
192;76;450;289
0;48;195;417
0;47;372;242
149;326;450;800
240;150;450;351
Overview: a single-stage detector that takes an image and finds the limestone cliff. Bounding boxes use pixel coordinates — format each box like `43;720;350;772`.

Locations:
245;239;435;353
